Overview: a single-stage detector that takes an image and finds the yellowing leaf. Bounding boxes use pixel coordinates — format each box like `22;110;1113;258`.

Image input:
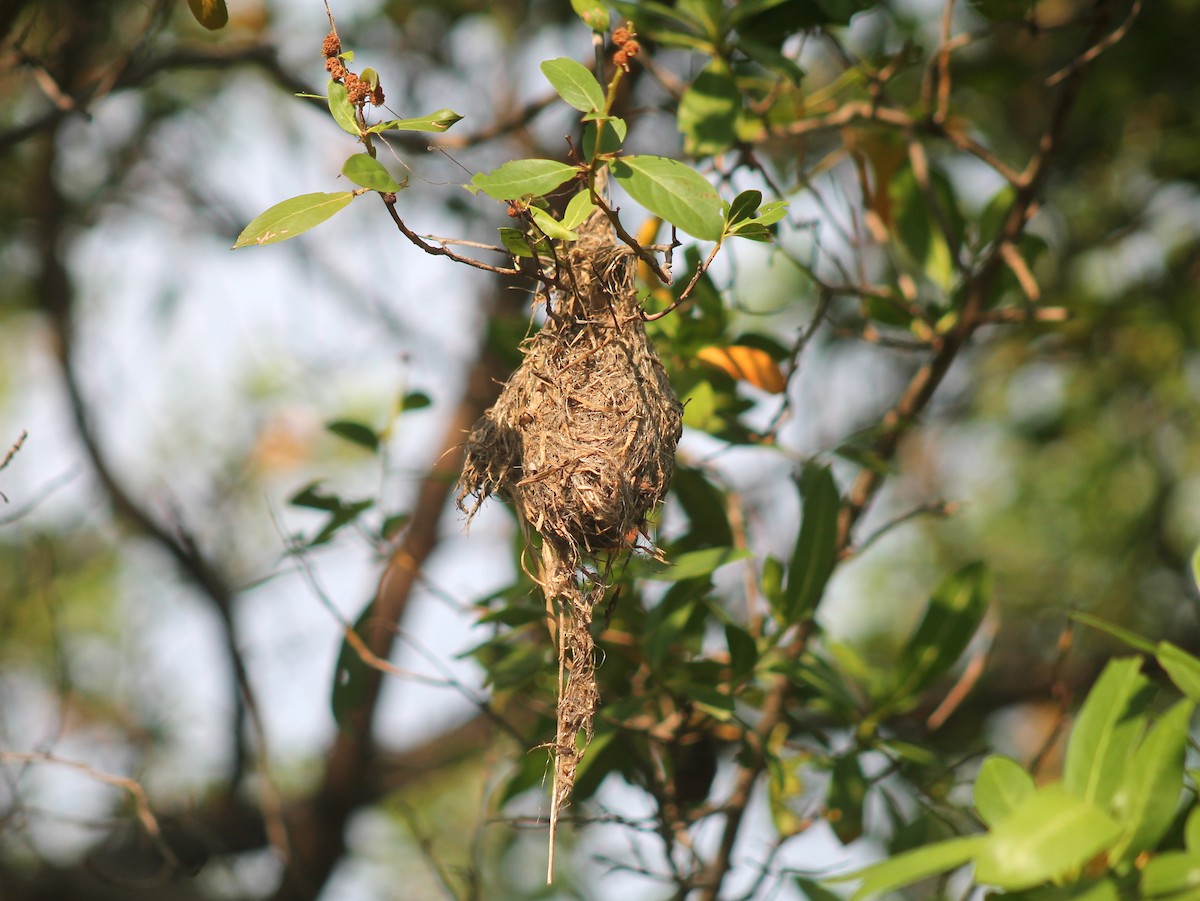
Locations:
697;345;787;393
187;0;228;30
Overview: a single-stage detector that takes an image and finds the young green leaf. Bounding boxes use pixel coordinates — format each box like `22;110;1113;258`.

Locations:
833;836;983;900
638;546;752;581
570;0;610;31
1140;852;1200;898
890;561;990;704
1063;657;1153;809
471;159;578;201
1111;698;1192;861
1158;641;1200;702
582;116;627;160
540;57;607;114
326;419;380;451
341;154;404;193
778;463;839;624
561;189;597;230
233;192;355;248
974;755;1035;828
499;227;536;258
678;58;741;156
726;190;762;226
399;390;431;412
610;155;725;241
973;785;1122;891
528;206;578;241
365;108;463;134
327;80;361;135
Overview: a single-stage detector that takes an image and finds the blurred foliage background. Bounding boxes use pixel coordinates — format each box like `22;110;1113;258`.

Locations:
1;0;1198;899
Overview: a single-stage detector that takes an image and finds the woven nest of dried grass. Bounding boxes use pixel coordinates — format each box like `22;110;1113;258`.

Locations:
457;210;682;878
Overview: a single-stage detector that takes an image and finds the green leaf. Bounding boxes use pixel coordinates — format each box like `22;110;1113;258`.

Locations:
582;116;627;160
1111;698;1192;861
1063;657;1153;809
233;192;355;248
725;623;758;679
610;155;725;241
890;561;990;703
726;190;762;225
974;755;1035;828
529;206;578;241
366;108;463;133
1159;642;1200;702
834;835;984;900
399;391;431;412
499;227;536;258
973;785;1122;890
341;154;404;193
728;222;773;242
1187;807;1200;854
471;159;579;201
778;463;839;624
326;419;380;451
331;598;376;728
1141;852;1200;897
570;0;610;30
327;80;360;135
561;189;596;230
1070;611;1157;654
827;753;867;844
288;482;374;546
678;58;741;156
639;546;752;581
540;58;607;113
187;0;228;29
1192;543;1200;594
794;877;842;901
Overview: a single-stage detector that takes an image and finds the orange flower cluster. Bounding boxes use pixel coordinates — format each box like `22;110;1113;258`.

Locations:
322;29;385;107
612;22;640;71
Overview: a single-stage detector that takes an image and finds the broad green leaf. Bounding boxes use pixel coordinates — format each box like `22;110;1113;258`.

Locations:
973;785;1121;890
827;753;867;844
365;108;463;133
326;419;379;451
610;155;724;240
331;598;377;728
1063;657;1153;809
540;58;606;114
1070;611;1157;654
678;58;741;156
327;80;360;135
341;154;404;193
1159;642;1200;702
1141;852;1200;897
726;190;762;225
498;226;536;258
562;189;596;230
570;0;610;30
778;463;839;624
890;561;990;704
187;0;228;29
974;755;1035;828
834;835;983;900
1111;698;1192;861
582;116;627;160
640;546;752;581
233;192;355;248
471;159;579;201
528;206;578;241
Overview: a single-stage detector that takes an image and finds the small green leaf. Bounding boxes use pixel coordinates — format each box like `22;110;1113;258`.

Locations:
890;561;990;704
728;222;773;242
686;683;735;720
366;108;463;133
755;200;789;226
1063;657;1153;809
400;391;431;412
327;80;361;135
359;67;379;90
726;190;762;225
1141;852;1200;897
973;785;1122;891
499;227;536;258
326;419;380;451
331;598;376;728
342;154;404;193
562;189;597;230
233;192;355;248
529;206;578;241
582;116;627;159
610;155;725;240
541;57;607;113
1158;642;1200;702
1070;611;1158;654
834;836;983;900
472;159;579;201
678;58;741;156
1111;698;1192;861
725;623;758;679
778;463;839;624
974;755;1035;828
187;0;228;29
828;753;867;844
570;0;610;31
1192;543;1200;594
639;546;752;581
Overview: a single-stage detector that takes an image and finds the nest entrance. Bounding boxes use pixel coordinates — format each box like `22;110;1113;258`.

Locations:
458;211;682;880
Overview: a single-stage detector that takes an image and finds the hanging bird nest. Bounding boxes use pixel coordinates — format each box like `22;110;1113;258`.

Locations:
457;207;682;878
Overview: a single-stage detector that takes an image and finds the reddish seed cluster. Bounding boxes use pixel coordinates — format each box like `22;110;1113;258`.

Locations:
612;22;640;71
322;28;384;107
322;31;341;58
